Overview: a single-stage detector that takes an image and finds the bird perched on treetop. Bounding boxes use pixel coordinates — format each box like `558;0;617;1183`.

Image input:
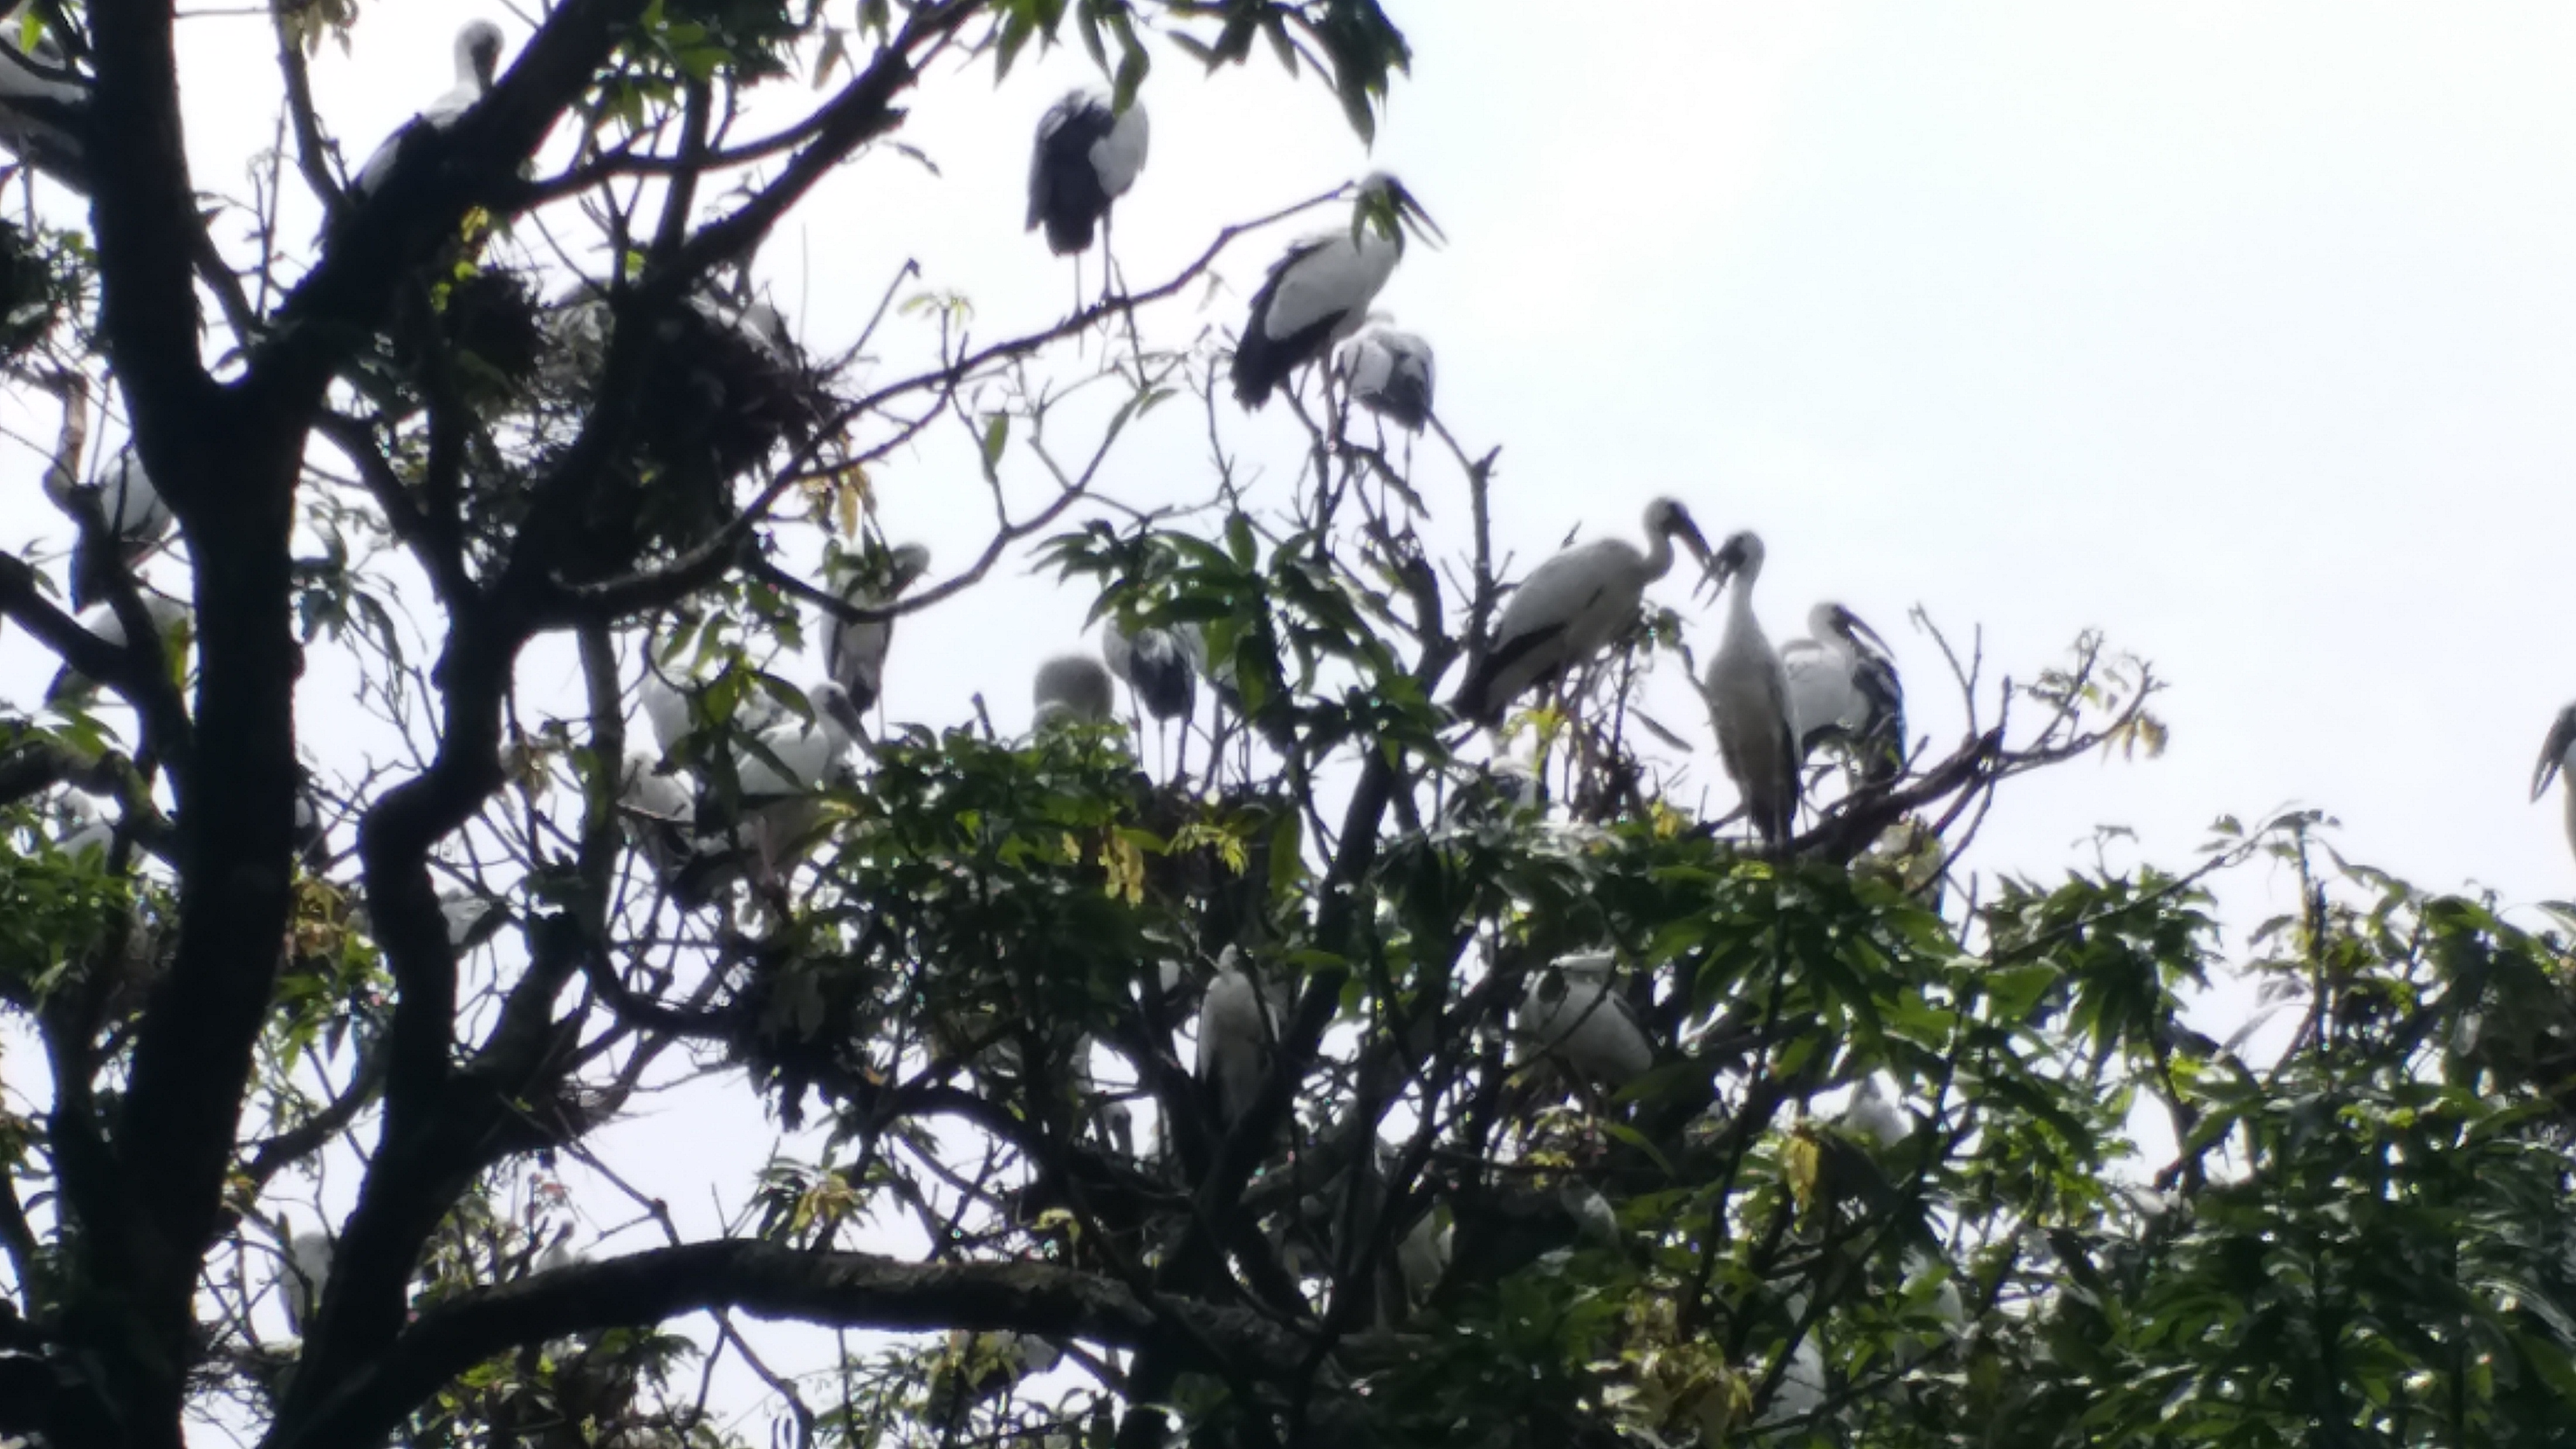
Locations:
1451;498;1714;728
1782;602;1905;787
351;20;505;198
1701;531;1800;851
1026;87;1148;256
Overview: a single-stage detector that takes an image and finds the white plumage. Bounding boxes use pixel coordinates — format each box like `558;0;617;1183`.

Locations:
733;680;861;876
1196;954;1290;1126
1032;654;1116;731
1452;497;1713;727
352;20;505;197
439;888;504;951
1703;531;1800;850
1232;173;1440;409
1781;602;1905;786
2532;702;2576;867
826;543;931;718
48;593;191;700
280;1228;333;1336
1514;952;1652;1090
1026;87;1148;255
617;749;697;886
1336;327;1435;432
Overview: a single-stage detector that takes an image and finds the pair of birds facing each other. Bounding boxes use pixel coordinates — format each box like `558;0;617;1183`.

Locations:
1451;501;1906;850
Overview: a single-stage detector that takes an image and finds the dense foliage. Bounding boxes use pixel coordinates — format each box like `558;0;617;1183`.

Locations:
0;3;2568;1449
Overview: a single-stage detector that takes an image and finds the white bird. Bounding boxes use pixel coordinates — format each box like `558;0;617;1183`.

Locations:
2532;703;2576;866
1514;952;1652;1091
33;373;173;608
46;593;190;701
826;543;931;719
0;6;83;182
732;680;861;877
1782;602;1905;787
1196;953;1291;1127
55;790;110;860
1232;173;1442;409
1336;327;1435;432
1032;654;1116;731
1451;497;1715;727
352;20;505;197
1102;622;1195;723
638;662;694;760
1702;531;1800;850
1026;87;1148;256
1394;1209;1451;1310
279;1227;333;1336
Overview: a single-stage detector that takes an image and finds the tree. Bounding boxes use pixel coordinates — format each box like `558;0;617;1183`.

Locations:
0;3;2571;1449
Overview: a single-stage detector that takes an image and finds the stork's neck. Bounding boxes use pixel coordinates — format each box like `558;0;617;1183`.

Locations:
2561;773;2576;861
1726;569;1763;637
1640;528;1674;582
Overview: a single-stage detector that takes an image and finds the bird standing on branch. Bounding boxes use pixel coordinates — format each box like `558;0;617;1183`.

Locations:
1783;602;1906;787
1451;497;1714;728
1702;530;1800;851
1232;173;1442;409
351;20;505;198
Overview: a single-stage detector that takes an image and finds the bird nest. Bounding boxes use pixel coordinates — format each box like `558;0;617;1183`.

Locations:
381;265;546;409
451;284;837;576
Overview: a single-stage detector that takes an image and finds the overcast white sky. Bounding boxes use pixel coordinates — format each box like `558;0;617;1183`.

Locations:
7;0;2576;1428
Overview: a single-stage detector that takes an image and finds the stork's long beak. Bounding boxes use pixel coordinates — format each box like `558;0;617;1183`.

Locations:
1696;537;1741;606
2537;710;2576;801
1839;607;1892;657
1396;184;1448;249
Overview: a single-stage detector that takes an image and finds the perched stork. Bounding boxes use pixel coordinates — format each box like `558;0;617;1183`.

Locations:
1032;654;1116;731
732;680;862;879
2531;702;2576;866
1702;531;1799;851
1196;951;1290;1128
1451;497;1714;727
352;20;505;197
46;592;191;702
34;373;172;608
279;1227;333;1336
1026;87;1148;257
439;887;505;953
1232;172;1442;409
616;749;698;890
0;6;84;183
1336;327;1435;432
1782;602;1905;787
826;542;932;719
1102;621;1195;771
1514;952;1652;1092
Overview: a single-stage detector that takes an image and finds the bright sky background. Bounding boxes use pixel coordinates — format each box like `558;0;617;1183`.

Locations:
6;0;2576;1434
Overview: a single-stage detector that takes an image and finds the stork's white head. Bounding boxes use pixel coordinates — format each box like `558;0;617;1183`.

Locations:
1706;530;1767;602
807;679;864;745
456;20;505;91
1352;171;1445;253
2532;701;2576;801
1809;600;1891;657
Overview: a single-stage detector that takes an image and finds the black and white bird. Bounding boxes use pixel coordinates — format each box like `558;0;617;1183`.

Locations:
1782;602;1905;787
1026;86;1148;257
0;7;84;183
1702;531;1800;851
1451;497;1715;727
1102;622;1194;723
1336;326;1435;432
617;749;698;887
2531;703;2576;866
1232;172;1442;409
352;20;505;197
1196;951;1291;1128
35;372;173;608
1514;952;1653;1092
826;542;931;719
1032;654;1116;731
